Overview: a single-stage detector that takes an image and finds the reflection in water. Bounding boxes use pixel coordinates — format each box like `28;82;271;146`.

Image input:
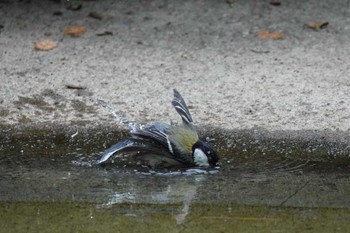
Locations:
175;177;199;224
0;149;349;211
99;169;216;224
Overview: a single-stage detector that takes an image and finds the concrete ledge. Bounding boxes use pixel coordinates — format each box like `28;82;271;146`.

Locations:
1;123;349;167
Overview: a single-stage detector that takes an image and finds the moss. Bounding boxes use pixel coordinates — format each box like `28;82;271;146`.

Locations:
0;201;349;233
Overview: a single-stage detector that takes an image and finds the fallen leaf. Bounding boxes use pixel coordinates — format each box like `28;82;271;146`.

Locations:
306;21;329;30
88;11;103;20
64;26;86;37
34;40;57;51
257;31;286;40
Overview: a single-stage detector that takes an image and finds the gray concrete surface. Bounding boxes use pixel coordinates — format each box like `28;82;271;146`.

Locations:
1;0;350;133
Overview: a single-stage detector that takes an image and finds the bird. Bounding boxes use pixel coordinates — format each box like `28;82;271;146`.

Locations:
97;89;218;168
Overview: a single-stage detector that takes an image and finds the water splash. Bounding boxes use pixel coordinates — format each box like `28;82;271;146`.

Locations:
95;99;143;132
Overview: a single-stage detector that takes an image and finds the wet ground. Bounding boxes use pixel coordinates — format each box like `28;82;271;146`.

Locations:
0;125;349;232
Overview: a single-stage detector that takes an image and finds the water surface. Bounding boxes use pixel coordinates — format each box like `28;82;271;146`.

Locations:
0;127;349;232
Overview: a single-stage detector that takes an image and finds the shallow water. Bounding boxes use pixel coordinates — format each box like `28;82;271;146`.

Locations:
1;149;349;207
0;127;350;232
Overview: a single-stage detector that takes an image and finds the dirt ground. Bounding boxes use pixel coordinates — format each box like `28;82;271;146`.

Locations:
1;0;349;133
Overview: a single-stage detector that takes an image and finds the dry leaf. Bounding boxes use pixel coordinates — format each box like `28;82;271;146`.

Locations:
34;40;57;51
257;31;286;40
306;21;329;30
64;26;86;37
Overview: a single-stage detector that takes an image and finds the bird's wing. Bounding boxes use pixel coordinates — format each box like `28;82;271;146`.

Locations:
134;125;196;165
131;122;175;154
99;123;196;166
171;89;194;126
97;138;169;164
97;139;143;164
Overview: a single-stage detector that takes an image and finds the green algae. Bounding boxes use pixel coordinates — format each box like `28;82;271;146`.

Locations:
0;201;349;233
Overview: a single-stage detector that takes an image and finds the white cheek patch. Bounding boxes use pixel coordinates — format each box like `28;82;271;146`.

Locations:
193;148;209;167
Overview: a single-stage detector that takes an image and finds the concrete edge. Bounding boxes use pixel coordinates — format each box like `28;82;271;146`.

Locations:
1;123;349;166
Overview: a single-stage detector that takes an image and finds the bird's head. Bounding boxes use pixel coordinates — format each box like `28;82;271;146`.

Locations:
192;140;219;167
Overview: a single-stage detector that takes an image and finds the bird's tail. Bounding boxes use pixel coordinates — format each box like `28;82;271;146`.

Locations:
171;89;194;125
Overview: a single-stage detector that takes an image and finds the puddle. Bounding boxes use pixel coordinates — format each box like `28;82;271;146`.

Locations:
0;124;350;232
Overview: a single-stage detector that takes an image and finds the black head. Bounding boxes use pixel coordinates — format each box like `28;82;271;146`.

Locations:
192;140;219;167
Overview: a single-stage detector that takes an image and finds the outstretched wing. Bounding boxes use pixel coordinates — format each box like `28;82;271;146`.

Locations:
131;122;175;154
171;89;194;126
97;137;171;164
98;122;197;166
97;139;145;164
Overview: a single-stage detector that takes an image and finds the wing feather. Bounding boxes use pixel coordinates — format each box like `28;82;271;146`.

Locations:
97;137;172;164
131;122;174;153
97;138;145;164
